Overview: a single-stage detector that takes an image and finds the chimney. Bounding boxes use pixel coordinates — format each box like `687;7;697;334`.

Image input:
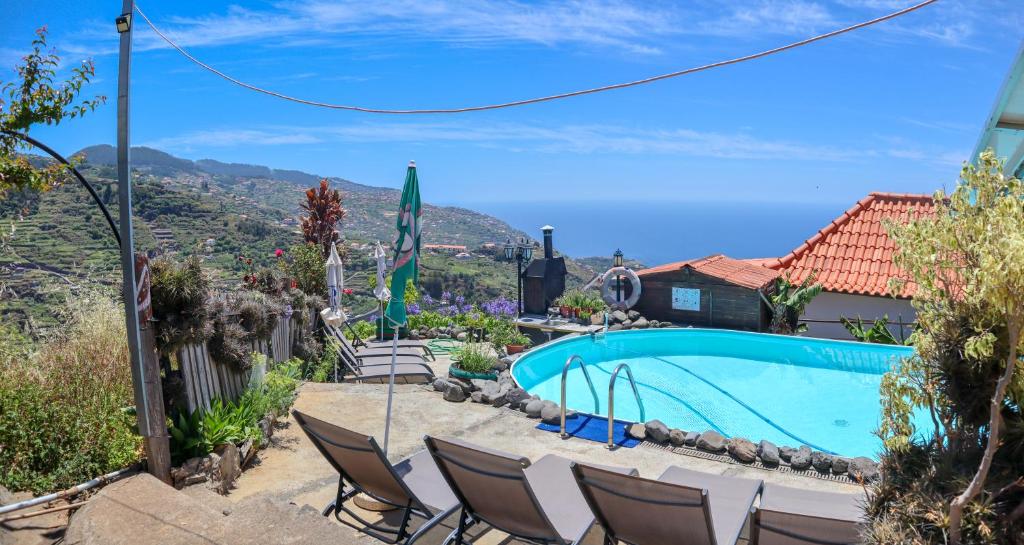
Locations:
542;225;554;259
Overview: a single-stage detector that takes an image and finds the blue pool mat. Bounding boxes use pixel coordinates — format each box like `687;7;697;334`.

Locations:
536;415;641;448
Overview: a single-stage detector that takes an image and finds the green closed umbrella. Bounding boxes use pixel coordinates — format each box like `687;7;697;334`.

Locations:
382;160;421;455
384;161;421;328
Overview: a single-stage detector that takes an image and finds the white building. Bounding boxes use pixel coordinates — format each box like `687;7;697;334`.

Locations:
760;192;934;341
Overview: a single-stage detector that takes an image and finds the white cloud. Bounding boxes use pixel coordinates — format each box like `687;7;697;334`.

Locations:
143;129;322;150
146;121;971;167
145;121;879;161
62;0;1013;63
91;0;684;57
696;1;837;37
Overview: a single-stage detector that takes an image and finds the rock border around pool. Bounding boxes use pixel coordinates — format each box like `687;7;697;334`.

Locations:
429;356;879;484
626;420;879;484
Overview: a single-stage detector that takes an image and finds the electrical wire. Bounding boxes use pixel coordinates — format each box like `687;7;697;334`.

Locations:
133;0;939;114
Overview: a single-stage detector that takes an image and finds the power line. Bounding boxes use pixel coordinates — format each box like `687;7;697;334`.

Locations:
134;0;939;115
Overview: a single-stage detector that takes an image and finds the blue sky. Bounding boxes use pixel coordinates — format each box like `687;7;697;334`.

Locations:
2;0;1022;205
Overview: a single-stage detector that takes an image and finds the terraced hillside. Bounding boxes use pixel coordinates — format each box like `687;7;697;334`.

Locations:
1;146;596;331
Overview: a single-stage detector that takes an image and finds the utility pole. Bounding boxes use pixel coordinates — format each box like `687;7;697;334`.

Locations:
116;1;171;484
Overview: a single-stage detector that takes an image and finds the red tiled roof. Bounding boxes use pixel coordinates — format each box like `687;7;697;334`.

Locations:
764;192;936;298
638;254;780;290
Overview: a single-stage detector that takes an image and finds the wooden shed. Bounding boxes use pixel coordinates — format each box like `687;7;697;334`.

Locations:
633;254;780;331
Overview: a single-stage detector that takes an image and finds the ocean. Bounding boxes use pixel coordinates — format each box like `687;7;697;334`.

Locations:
462;200;851;266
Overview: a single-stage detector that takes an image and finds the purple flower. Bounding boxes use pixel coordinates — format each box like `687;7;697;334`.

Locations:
440;291;452;304
407;303;421;315
455;295;465;305
482;296;517;318
461;303;474;314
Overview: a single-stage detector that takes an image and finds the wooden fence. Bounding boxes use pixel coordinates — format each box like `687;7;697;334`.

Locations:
176;314;308;413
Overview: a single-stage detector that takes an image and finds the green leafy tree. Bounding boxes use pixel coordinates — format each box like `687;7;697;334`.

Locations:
769;273;822;334
1;27;105;195
867;150;1024;544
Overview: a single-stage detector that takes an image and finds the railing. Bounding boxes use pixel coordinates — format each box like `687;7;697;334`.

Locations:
560;355;599;438
607;363;645;449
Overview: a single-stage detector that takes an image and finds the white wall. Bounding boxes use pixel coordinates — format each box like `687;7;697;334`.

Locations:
801;291;916;341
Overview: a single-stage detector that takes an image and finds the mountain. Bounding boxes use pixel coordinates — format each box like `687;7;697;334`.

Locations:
79;145;373;193
1;146;596;330
78;145;195;175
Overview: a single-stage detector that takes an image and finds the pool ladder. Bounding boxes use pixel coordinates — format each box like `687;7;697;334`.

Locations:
560;355;599;439
607;363;645;449
559;355;646;450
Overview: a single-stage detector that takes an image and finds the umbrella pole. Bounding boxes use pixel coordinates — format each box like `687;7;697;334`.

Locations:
382;328;400;457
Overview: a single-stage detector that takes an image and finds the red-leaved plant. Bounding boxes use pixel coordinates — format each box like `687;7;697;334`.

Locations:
300;179;345;257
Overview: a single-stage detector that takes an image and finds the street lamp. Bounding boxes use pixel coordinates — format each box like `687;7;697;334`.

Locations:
504;236;533;315
613;249;624;304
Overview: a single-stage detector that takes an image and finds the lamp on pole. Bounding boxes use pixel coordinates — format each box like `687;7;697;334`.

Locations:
613;249;624;304
505;236;533;315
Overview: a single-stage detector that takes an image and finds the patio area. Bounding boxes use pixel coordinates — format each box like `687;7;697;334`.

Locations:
221;355;862;544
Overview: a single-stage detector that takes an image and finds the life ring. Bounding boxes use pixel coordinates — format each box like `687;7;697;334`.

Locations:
600;267;641;310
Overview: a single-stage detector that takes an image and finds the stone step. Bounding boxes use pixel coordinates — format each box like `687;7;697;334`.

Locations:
64;474;360;545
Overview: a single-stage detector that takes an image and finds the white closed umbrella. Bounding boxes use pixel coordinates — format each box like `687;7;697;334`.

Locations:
322;242;347;382
373;241;391;342
327;242;344;313
373;241;391;302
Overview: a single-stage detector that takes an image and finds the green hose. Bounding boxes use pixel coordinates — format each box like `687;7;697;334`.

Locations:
427;338;460;354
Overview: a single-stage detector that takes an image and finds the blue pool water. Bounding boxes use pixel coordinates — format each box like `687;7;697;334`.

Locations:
511;329;918;459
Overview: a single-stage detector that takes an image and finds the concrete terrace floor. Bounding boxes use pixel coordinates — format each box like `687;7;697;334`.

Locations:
225;354;864;545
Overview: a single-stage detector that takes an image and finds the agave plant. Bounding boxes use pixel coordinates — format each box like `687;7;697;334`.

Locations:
769;273;822;334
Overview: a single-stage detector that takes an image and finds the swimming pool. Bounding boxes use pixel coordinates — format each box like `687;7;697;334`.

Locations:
511;329;918;458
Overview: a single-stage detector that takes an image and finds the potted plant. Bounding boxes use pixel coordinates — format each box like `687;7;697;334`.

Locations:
556;290;575;318
448;342;499;380
489;321;530;355
505;329;532;354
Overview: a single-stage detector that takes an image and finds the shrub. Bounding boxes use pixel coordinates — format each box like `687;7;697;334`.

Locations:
0;292;142;493
408;310;449;331
150;255;213;353
303;339;339;383
344;320;376;341
168;358;301;464
452;343;497;374
286;243;327;297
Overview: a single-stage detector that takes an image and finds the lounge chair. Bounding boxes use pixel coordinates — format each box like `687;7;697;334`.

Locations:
749;483;863;545
327;323;431;362
348;322;436;360
334;343;435;384
571;463;763;545
291;411;459;545
423;436;637;545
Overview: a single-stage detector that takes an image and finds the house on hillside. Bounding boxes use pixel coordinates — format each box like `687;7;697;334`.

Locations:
423;244;467;255
761;192;935;340
634;254;780;331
